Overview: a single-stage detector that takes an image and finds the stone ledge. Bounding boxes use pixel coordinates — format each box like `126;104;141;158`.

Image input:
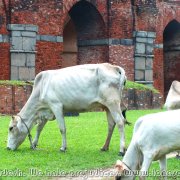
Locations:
133;31;156;38
10;50;37;53
154;44;163;49
0;34;63;43
78;38;133;46
78;39;109;46
36;35;63;42
7;24;38;32
0;34;10;43
135;54;154;58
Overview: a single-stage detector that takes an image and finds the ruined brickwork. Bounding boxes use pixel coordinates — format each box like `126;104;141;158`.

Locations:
0;83;163;114
0;0;180;97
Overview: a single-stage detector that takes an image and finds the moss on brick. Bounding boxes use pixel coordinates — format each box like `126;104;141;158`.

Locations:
125;81;159;93
0;80;33;86
0;80;159;93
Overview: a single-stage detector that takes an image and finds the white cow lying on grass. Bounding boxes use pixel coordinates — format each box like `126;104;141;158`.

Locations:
164;80;180;110
115;110;180;180
7;63;127;155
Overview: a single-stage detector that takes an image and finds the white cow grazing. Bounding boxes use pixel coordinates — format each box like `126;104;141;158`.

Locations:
7;63;127;155
164;80;180;110
115;110;180;180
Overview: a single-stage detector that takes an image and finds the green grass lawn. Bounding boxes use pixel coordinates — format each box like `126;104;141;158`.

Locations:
0;110;179;179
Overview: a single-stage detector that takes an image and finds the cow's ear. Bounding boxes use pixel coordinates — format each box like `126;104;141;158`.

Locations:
9;126;13;131
115;160;126;172
11;116;18;126
12;116;15;121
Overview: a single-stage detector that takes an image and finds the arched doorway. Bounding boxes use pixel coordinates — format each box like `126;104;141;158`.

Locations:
163;20;180;97
62;15;78;68
62;0;108;67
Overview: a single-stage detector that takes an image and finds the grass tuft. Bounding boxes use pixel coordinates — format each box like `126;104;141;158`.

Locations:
125;80;159;93
0;80;33;86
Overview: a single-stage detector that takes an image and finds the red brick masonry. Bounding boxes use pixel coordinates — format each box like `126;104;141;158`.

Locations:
0;84;163;115
0;0;180;97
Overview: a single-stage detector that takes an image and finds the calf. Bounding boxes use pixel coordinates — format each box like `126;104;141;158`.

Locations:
115;110;180;179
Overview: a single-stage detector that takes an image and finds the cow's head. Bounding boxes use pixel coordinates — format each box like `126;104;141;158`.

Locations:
115;160;134;180
7;116;27;150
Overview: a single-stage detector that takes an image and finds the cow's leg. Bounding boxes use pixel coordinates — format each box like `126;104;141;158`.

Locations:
101;109;116;151
139;154;153;180
176;151;180;159
159;156;167;179
32;119;48;148
108;103;125;156
51;105;67;152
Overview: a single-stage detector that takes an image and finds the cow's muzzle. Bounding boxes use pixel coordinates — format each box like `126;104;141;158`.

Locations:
7;147;11;150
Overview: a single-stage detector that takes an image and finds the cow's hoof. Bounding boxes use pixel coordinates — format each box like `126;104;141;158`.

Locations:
100;147;109;151
30;143;37;150
115;175;121;180
118;152;125;156
60;147;66;152
31;142;37;150
30;146;36;150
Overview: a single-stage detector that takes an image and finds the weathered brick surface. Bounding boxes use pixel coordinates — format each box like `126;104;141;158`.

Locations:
0;43;10;80
109;1;133;39
0;0;179;97
78;46;108;64
153;48;164;96
36;41;63;74
123;89;163;110
0;85;13;114
14;85;32;113
0;84;32;114
109;45;134;81
0;84;163;115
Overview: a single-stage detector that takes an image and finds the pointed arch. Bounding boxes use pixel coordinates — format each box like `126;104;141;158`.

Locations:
62;0;108;67
163;19;180;97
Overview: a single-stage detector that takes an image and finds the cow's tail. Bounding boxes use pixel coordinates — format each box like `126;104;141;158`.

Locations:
118;67;126;98
119;67;126;86
122;109;131;125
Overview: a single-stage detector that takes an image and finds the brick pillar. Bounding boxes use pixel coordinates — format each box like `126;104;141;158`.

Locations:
7;24;38;80
133;31;156;87
0;34;10;80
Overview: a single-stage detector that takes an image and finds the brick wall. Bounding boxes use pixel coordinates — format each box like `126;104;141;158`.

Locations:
153;48;164;96
0;84;163;115
0;42;10;80
109;0;133;39
0;84;32;114
78;46;108;64
163;20;180;97
0;0;180;97
153;1;180;96
36;41;63;74
109;45;134;81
